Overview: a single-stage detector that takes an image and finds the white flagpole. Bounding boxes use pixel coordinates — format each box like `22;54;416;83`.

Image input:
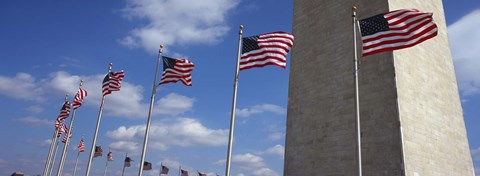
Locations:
225;25;243;176
85;63;112;176
138;45;164;175
72;135;84;176
49;139;61;176
103;148;110;176
352;5;362;176
43;123;60;176
43;95;68;176
57;80;84;176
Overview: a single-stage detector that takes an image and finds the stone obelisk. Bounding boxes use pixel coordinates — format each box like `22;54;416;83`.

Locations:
284;1;474;175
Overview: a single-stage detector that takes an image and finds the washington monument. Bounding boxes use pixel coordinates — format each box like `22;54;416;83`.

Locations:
284;0;474;175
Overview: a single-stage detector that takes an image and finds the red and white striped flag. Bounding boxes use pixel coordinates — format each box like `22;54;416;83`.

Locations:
102;71;125;96
56;101;71;121
73;87;87;110
57;123;67;138
359;9;438;56
159;56;194;86
78;139;85;152
240;31;294;71
107;151;113;161
61;126;72;143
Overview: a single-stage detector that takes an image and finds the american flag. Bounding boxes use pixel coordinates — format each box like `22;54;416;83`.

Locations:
159;56;194;86
359;9;438;56
107;151;113;161
78;139;85;152
143;161;152;170
198;172;207;176
124;157;132;167
240;31;294;71
94;146;103;157
181;169;189;176
102;71;125;96
160;165;169;174
57;123;67;138
56;101;71;121
73;87;87;110
61;125;72;143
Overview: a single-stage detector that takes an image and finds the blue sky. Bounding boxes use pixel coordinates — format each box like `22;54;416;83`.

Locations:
0;1;479;176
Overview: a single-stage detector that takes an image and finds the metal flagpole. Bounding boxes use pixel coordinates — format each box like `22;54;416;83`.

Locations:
43;124;60;176
225;25;243;176
49;139;61;176
85;63;112;176
72;135;84;176
138;45;164;175
44;95;68;176
121;153;128;176
352;5;362;176
178;166;181;176
57;80;84;176
103;148;110;176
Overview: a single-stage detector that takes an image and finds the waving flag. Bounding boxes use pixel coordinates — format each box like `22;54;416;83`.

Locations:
143;162;152;170
56;101;71;121
107;151;113;161
159;56;194;86
240;31;294;71
57;123;67;138
78;139;85;152
160;165;169;174
73;87;88;109
124;157;132;167
61;126;72;143
181;169;189;176
94;146;103;157
359;9;438;56
102;71;125;96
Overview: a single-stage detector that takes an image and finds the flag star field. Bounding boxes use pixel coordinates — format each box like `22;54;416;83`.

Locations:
1;1;480;176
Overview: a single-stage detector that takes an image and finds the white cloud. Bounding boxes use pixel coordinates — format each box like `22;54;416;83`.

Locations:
268;132;284;141
264;145;285;159
13;116;53;127
25;105;44;114
215;153;279;176
107;118;228;151
236;104;286;117
449;10;480;96
120;0;240;52
0;73;44;101
43;71;195;118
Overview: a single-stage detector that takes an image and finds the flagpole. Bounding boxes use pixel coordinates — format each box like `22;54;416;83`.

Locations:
121;153;128;176
72;135;84;176
49;139;61;176
103;148;110;176
225;24;243;176
138;44;164;175
43;124;60;176
352;5;362;176
178;166;181;176
57;80;84;176
86;63;112;176
43;95;68;176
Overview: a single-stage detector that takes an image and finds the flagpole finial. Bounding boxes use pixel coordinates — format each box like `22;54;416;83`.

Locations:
80;80;84;86
240;24;243;29
65;93;69;100
352;5;357;12
239;25;243;35
159;44;164;54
